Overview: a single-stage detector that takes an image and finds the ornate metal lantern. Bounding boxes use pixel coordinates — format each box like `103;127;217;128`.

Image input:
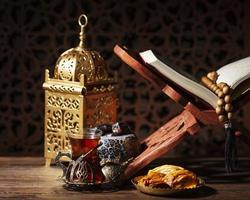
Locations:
43;14;117;166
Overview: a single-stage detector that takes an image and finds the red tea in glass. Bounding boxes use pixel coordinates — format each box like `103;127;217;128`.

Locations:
68;128;105;183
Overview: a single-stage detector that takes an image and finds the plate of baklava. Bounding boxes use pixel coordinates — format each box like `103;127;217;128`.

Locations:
132;165;205;196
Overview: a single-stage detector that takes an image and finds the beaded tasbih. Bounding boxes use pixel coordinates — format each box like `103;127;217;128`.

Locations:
201;71;236;172
201;71;233;123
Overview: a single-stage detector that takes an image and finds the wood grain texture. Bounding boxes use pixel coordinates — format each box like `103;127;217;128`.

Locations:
0;157;250;200
123;110;199;178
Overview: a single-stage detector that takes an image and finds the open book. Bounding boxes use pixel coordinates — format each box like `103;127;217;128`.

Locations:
139;50;250;108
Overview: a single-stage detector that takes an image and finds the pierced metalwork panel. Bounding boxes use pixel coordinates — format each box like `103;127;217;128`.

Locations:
47;95;80;110
44;90;83;161
85;91;117;127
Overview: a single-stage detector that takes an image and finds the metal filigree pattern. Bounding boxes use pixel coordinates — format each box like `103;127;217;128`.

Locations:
86;92;117;127
64;111;80;132
48;95;80;110
66;159;89;183
58;53;76;81
54;48;111;84
49;85;75;93
44;74;84;163
46;132;70;153
46;110;62;132
45;105;81;154
91;85;115;93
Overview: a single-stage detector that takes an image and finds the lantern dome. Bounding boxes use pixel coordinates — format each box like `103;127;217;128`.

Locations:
53;14;113;85
54;46;112;83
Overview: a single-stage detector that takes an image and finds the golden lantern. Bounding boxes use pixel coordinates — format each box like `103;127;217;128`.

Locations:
43;14;117;166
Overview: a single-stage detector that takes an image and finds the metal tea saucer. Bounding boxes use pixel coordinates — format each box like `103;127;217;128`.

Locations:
63;179;119;192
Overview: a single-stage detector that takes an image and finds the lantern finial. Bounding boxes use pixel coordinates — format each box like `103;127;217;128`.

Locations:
78;14;88;48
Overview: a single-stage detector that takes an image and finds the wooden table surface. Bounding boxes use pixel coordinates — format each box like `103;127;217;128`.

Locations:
0;157;250;200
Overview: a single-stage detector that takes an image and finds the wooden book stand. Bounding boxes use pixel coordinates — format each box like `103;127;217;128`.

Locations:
113;45;250;178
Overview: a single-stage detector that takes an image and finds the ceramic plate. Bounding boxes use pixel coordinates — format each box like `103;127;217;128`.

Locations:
131;176;205;196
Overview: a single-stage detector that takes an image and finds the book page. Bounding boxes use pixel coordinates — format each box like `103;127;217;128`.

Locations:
216;57;250;89
139;50;218;108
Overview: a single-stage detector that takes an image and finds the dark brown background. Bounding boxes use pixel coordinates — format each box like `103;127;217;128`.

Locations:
0;0;249;156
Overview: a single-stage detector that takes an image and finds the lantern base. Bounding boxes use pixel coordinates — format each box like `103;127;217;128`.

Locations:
45;158;52;167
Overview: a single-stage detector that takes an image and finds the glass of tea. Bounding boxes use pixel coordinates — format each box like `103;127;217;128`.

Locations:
67;128;105;184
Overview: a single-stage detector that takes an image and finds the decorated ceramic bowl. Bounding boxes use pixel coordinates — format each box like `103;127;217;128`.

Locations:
98;134;141;181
